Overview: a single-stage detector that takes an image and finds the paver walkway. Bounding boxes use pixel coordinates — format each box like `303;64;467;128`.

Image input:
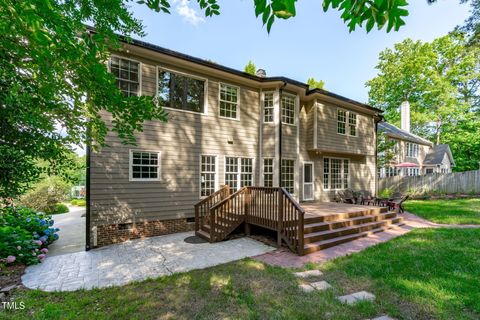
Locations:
22;231;274;292
254;211;480;268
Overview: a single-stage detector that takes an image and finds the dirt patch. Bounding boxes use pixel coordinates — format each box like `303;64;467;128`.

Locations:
0;264;25;289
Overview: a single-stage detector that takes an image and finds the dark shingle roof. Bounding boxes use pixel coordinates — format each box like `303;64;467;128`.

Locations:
423;144;455;166
378;121;432;146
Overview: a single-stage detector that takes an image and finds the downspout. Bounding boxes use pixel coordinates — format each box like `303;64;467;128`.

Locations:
278;82;287;188
374;114;382;196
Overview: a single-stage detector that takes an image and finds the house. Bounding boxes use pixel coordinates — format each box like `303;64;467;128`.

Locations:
87;37;385;250
377;102;455;178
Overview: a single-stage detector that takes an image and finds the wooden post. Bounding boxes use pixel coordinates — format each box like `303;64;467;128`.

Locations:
298;212;304;255
194;205;199;232
209;209;215;243
277;188;284;247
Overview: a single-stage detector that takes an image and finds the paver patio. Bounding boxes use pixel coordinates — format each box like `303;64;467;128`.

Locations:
22;231;274;292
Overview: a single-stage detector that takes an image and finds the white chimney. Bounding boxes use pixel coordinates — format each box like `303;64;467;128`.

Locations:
400;101;410;133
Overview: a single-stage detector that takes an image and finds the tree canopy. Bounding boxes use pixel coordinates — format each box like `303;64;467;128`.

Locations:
367;33;480;171
244;61;257;75
307;78;325;90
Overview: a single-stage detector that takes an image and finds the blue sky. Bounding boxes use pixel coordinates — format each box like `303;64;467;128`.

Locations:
130;0;471;103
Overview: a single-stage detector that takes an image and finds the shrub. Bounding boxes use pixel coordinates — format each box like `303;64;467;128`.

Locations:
20;177;70;213
378;188;393;198
0;226;41;265
49;203;69;214
74;199;86;206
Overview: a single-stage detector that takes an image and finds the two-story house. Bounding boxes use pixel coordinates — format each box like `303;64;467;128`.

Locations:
87;37;383;249
378;102;455;178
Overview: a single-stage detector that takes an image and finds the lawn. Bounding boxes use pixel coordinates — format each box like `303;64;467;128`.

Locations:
404;198;480;224
2;229;480;320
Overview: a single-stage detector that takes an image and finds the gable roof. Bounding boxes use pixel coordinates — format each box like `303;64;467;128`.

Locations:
423;144;455;166
378;121;433;146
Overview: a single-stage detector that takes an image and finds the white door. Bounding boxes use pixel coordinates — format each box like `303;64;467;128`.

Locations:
303;162;314;201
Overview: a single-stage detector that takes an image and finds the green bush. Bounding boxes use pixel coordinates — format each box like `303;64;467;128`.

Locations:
72;199;86;206
378;188;393;198
0;226;41;265
20;177;70;213
48;203;69;214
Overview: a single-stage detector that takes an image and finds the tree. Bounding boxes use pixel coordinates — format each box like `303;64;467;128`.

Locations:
367;33;480;171
376;130;398;169
307;78;325;90
244;61;257;75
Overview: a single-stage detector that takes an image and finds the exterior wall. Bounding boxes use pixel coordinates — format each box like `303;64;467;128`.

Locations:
89;47;380;247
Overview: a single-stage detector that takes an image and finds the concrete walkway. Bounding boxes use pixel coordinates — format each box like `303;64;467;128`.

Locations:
254;211;480;268
48;206;86;257
22;232;274;292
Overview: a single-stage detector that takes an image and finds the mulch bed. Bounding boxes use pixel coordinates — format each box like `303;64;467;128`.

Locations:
0;264;25;289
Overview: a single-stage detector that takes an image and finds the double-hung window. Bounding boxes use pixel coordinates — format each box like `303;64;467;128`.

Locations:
200;156;217;197
281;159;295;194
406;143;419;158
263;158;274;187
281;95;295;125
130;150;160;181
158;68;206;113
323;158;349;190
219;84;239;119
110;57;140;97
225;157;253;191
337;109;357;136
263;92;274;123
406;167;420;176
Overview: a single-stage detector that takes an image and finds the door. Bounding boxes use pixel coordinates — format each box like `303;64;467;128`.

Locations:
303;162;314;201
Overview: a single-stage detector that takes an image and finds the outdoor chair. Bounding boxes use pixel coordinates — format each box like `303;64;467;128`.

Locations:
387;195;409;213
357;190;376;205
337;190;355;204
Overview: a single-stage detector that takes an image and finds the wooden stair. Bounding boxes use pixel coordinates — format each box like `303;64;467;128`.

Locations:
302;207;404;254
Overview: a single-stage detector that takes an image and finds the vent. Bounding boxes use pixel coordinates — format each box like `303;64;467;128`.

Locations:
118;223;134;230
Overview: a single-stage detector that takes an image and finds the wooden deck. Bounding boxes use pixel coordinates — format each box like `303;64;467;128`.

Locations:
301;202;382;218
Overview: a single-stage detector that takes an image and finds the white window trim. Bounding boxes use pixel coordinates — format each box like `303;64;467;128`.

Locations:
218;83;240;121
262;91;275;124
281;93;297;126
156;65;209;116
336;108;358;137
406;142;419;158
129;149;161;182
224;156;255;190
199;154;219;199
322;157;350;191
109;55;142;96
303;161;314;201
262;157;274;187
281;158;296;194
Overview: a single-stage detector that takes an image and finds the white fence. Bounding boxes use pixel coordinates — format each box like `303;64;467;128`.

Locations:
379;170;480;194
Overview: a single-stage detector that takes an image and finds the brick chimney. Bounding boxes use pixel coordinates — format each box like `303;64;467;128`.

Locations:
400;101;410;133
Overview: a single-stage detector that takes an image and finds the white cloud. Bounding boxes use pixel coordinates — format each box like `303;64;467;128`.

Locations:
173;0;205;26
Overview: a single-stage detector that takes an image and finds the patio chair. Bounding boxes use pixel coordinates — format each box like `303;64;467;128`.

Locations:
337;190;354;204
357;190;376;206
387;195;409;213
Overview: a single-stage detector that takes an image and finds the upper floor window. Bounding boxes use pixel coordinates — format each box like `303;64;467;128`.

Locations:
110;57;140;97
337;109;357;136
263;92;274;123
129;150;161;181
219;84;239;119
158;68;205;113
406;142;419;157
281;94;295;125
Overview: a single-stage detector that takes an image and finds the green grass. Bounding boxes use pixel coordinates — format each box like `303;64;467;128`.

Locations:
2;229;480;319
404;198;480;224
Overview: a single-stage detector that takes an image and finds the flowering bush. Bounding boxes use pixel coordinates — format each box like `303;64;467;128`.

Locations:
0;206;60;265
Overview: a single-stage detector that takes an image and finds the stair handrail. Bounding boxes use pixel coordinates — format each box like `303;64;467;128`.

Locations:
194;185;230;232
279;187;305;255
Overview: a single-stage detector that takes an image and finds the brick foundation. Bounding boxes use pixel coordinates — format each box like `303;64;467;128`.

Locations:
94;218;195;247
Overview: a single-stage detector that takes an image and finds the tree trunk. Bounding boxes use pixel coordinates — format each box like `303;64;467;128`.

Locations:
436;120;442;145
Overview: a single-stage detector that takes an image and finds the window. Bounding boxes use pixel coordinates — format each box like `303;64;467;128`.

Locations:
348;112;357;136
110;57;139;97
323;158;349;190
263;158;274;187
225;157;253;191
130;151;160;181
385;167;400;177
263;92;274;123
426;168;434;174
200;156;217;197
406;167;420;176
219;84;239;119
337;109;346;134
157;68;205;113
406;143;419;157
337;109;357;136
281;159;295;194
281;95;295;125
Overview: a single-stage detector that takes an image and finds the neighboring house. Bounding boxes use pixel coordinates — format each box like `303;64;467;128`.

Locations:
378;102;455;178
87;37;383;249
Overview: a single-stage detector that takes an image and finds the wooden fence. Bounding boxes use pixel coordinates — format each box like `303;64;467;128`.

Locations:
379;170;480;194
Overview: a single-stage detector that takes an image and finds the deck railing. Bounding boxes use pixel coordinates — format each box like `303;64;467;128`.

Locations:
194;186;305;254
194;185;230;234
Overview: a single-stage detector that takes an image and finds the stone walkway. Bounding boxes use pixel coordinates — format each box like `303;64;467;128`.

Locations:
254;212;480;268
22;232;274;292
48;206;85;257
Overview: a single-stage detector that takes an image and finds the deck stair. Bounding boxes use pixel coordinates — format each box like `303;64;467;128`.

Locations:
302;206;404;254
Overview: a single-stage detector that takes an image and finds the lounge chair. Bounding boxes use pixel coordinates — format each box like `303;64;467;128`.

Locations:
387;195;409;213
337;190;355;204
